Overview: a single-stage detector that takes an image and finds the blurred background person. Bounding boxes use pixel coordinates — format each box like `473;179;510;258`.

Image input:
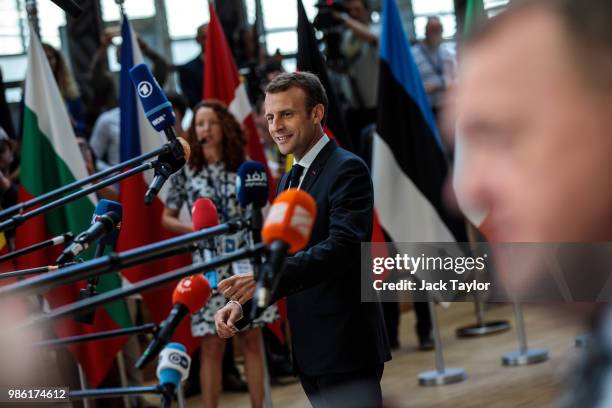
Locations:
453;0;612;406
0;68;16;141
76;137;119;202
335;0;380;150
168;91;189;140
162;100;278;408
179;24;207;109
412;17;457;121
89;104;119;171
0;128;17;212
42;43;85;135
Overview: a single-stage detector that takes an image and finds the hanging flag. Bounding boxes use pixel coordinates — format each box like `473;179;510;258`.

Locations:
463;0;487;39
372;0;467;243
16;25;130;387
296;0;354;151
116;16;197;354
204;1;274;198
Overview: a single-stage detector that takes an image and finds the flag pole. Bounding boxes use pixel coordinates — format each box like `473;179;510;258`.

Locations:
456;223;511;337
417;296;467;386
501;302;549;366
25;0;40;38
77;363;91;408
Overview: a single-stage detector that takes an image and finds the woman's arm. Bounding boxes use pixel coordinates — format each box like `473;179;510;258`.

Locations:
161;207;193;235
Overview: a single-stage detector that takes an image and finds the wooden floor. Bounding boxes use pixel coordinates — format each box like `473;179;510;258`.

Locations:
147;303;584;408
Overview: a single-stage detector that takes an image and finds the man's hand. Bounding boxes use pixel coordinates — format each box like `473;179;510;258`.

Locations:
218;273;256;304
214;302;243;338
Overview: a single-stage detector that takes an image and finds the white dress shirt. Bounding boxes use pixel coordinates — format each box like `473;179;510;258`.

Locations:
292;134;330;189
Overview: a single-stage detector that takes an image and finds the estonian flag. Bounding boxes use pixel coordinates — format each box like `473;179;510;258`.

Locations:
372;0;466;242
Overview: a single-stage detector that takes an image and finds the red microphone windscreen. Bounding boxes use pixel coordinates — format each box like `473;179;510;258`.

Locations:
172;274;212;313
262;188;316;254
192;198;219;231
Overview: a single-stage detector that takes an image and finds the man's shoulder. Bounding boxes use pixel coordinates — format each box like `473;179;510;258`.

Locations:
330;145;370;174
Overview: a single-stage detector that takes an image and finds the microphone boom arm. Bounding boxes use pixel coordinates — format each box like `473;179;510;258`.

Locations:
0;143;171;222
17;244;265;330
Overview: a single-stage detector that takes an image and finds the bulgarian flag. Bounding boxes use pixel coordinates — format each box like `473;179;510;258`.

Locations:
16;26;130;387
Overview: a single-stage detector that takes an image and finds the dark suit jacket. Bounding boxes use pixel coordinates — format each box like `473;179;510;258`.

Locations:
243;139;391;376
178;56;204;109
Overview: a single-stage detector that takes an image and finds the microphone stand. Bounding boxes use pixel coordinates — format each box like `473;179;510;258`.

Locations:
69;385;165;400
0;220;245;299
245;206;274;408
32;323;157;347
0;160;163;233
0;143;174;222
0;262;78;280
0;233;73;263
16;244;265;330
75;243;107;324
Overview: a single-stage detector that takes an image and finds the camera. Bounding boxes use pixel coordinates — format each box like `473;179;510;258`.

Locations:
313;0;349;69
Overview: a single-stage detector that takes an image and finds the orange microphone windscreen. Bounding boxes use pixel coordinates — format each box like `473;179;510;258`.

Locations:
178;137;191;161
192;198;219;231
172;274;212;313
262;188;316;254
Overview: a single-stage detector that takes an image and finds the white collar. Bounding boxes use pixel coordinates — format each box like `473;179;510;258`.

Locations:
294;134;330;169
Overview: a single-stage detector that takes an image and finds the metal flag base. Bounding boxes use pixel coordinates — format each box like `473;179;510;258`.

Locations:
502;349;549;366
456;320;511;337
575;334;590;348
418;301;467;387
418;368;467;386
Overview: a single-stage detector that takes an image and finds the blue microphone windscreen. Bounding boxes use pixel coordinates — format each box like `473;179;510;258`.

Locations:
166;342;186;352
158;343;187;387
129;63;175;132
93;199;122;247
236;161;268;208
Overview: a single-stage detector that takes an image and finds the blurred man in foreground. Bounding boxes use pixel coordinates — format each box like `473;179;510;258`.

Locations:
453;0;612;405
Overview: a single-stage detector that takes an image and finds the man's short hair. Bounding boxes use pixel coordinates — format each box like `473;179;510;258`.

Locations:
467;0;612;93
265;72;329;125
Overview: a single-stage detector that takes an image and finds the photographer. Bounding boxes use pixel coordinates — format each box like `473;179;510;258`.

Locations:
333;0;380;150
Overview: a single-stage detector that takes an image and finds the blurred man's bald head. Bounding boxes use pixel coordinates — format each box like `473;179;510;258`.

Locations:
455;0;612;243
467;0;612;94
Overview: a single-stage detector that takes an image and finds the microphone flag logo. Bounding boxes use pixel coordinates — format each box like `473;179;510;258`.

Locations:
137;81;153;98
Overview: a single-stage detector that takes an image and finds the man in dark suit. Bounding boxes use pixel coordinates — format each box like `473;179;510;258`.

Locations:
215;72;391;407
178;24;207;108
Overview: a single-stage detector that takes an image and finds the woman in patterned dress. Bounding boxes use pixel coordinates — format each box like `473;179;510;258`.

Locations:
162;100;277;408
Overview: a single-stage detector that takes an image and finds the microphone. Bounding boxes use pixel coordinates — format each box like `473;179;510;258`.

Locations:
129;63;176;138
236;161;269;210
192;199;220;289
157;343;191;406
254;189;317;312
144;138;191;205
236;160;269;282
76;200;123;324
136;274;211;369
94;200;123;249
56;210;121;265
